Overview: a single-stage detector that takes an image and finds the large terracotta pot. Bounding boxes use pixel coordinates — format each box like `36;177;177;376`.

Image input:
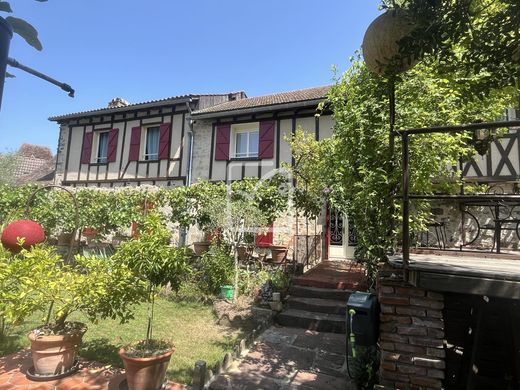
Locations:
193;241;210;256
28;324;86;376
119;348;174;390
1;219;45;252
270;245;287;264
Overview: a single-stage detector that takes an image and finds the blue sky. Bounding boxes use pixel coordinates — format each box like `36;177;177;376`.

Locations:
0;0;381;153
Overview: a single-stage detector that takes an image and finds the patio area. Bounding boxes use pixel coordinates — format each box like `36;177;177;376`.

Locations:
0;350;182;390
292;260;367;290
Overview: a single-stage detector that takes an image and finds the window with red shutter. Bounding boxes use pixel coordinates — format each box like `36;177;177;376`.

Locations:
80;132;93;164
215;124;231;160
128;127;141;161
158;123;171;160
107;128;119;163
259;120;275;159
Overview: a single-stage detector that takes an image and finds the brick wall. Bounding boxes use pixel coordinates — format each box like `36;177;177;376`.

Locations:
376;265;446;390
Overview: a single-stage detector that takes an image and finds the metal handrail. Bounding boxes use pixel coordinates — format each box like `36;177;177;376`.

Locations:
397;119;520;268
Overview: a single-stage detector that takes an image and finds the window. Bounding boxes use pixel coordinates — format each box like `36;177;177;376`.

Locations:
232;124;259;158
144;126;160;160
96;131;109;163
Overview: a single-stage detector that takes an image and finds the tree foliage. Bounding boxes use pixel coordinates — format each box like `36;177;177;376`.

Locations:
293;57;515;280
0;0;46;51
382;0;520;95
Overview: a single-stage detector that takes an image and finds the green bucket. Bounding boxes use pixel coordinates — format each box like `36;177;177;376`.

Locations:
220;285;234;300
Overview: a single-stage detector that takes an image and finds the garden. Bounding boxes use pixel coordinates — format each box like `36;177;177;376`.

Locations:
0;176;295;387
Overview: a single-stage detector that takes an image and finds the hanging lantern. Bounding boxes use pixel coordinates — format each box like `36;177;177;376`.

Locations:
472;128;494;156
1;219;45;252
362;9;418;76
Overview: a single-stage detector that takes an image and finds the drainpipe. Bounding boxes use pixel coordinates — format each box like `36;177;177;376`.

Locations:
185;100;195;186
179;100;195;247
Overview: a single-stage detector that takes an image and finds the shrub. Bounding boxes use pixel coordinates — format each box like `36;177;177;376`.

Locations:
198;241;234;295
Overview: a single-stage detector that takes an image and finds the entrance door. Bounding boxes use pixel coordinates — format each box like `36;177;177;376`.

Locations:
328;208;356;259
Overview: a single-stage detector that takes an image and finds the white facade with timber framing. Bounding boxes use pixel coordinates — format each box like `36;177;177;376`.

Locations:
50;93;244;187
188;86;334;182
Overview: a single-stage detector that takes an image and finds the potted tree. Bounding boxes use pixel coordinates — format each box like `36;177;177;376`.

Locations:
113;211;190;390
18;244;145;378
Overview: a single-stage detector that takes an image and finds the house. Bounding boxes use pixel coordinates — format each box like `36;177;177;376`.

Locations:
49;86;338;261
49;88;520;262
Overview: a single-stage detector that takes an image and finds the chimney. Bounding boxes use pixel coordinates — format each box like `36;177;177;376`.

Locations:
108;97;130;108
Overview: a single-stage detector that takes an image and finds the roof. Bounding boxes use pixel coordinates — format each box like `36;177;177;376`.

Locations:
192;85;331;117
13;155;56;186
48;93;242;122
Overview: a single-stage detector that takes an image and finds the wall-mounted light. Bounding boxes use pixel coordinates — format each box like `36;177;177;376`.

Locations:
472;128;493;156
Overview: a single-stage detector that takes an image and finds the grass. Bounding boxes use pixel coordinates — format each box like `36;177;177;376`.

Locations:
0;299;249;384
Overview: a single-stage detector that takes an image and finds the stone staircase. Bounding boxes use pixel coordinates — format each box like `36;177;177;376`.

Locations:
276;261;367;334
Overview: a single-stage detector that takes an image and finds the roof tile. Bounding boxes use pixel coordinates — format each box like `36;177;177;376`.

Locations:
192;85;331;116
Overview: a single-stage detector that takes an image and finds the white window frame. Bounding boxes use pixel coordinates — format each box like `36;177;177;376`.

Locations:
231;123;259;159
142;126;160;161
94;130;110;164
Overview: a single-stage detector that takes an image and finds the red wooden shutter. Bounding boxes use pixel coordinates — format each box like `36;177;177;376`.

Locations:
107;128;119;163
215;124;231;161
158;123;171;160
129;126;141;161
80;132;93;164
256;225;273;247
259;120;275;159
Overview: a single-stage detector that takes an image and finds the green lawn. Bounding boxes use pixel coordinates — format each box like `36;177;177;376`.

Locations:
0;299;247;384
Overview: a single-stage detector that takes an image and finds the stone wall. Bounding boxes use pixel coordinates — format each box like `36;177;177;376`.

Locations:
376;264;446;390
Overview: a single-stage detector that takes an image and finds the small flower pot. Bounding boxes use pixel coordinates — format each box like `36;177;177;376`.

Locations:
28;323;87;376
193;241;210;256
119;347;174;390
270;245;287;264
220;284;234;300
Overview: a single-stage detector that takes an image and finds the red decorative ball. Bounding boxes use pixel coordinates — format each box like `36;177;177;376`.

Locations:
1;219;46;252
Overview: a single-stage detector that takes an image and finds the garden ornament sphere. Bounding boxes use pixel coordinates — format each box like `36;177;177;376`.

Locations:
362;9;418;76
1;219;45;252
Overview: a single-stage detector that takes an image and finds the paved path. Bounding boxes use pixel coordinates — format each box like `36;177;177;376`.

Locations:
210;326;351;390
0;349;182;389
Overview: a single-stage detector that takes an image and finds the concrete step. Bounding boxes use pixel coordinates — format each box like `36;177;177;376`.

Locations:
289;285;352;301
287;296;347;315
292;274;366;290
276;309;346;334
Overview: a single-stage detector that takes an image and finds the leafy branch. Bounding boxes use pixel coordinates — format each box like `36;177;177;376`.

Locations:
0;1;47;51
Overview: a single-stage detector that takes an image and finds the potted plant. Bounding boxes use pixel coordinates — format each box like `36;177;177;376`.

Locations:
270;244;288;264
113;211;190;390
25;245;144;378
193;235;211;256
198;241;234;299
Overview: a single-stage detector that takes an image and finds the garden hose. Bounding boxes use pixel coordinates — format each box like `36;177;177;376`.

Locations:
346;308;356;379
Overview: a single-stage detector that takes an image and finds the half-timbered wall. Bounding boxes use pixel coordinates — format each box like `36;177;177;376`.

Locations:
462;109;520;181
191;110;334;182
463;126;520;181
55;105;190;188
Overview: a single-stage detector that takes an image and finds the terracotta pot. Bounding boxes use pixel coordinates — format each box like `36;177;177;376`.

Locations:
28;325;86;376
82;227;98;238
57;232;73;246
119;348;174;390
193;241;210;256
270;245;287;264
237;246;249;261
